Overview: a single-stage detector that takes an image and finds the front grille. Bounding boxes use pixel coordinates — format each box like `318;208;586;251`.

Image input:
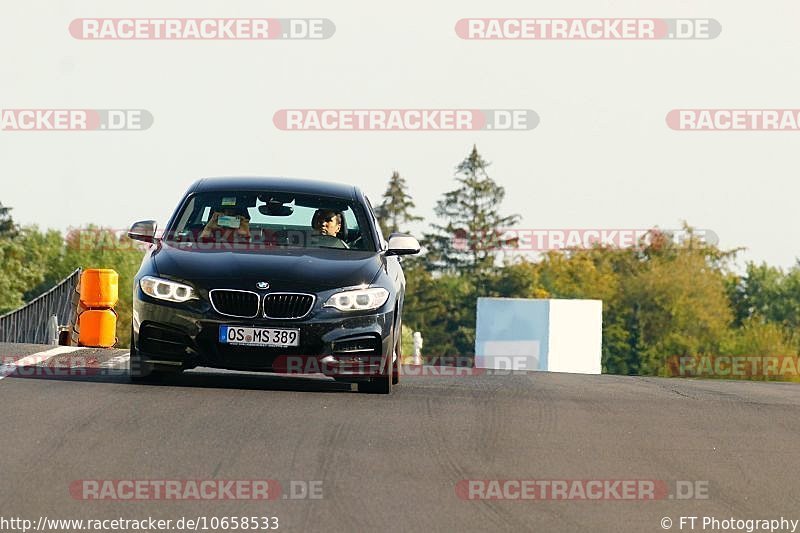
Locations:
209;290;260;318
263;293;315;319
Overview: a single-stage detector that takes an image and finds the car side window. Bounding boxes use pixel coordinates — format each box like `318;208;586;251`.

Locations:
173;197;196;231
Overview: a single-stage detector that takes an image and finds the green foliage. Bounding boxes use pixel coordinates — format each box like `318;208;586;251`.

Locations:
400;324;415;364
486;260;548;299
0;223;144;347
0;233;48;313
0;226;66;314
727;262;800;330
404;221;764;376
721;317;798;357
621;252;733;375
374;171;422;237
402;262;475;357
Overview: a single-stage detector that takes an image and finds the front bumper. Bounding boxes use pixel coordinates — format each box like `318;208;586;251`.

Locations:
132;292;395;378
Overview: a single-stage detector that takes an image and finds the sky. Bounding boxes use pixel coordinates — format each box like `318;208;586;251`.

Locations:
2;1;799;269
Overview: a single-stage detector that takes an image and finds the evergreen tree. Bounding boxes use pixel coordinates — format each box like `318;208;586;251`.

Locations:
423;145;520;280
374;171;422;236
0;202;17;239
408;146;519;358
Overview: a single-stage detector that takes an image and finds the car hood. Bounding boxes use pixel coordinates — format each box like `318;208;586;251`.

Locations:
152;241;384;292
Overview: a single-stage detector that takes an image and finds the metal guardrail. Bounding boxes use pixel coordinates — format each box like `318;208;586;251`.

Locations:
0;268;81;344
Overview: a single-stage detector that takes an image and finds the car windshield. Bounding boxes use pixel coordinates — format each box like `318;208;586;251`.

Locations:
166;191;376;251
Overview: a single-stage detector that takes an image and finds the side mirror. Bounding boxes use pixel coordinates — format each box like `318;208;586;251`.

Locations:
386;233;421;256
128;220;158;243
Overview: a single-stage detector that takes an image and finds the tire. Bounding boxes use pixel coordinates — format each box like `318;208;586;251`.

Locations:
360;374;392;394
129;327;153;382
392;333;401;385
359;352;393;394
129;327;181;382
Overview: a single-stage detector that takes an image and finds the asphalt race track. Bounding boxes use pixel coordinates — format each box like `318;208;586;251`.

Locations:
0;342;798;532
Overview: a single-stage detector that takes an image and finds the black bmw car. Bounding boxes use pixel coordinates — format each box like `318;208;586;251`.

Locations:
127;177;420;393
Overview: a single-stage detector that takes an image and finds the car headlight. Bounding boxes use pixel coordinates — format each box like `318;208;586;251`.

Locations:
140;276;197;303
324;287;389;312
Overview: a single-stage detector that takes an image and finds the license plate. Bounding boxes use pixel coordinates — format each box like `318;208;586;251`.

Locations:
219;326;300;347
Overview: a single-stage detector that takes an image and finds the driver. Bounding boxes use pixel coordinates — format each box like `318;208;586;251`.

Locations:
311;209;348;248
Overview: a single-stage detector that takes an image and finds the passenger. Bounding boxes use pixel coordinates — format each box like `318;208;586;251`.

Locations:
200;206;251;240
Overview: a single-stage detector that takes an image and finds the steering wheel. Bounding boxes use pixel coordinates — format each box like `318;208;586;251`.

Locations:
348;235;363;249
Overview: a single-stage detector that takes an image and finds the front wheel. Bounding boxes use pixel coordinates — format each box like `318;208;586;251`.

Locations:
359;351;393;394
359;375;392;394
129;328;153;381
129;327;181;382
392;335;400;385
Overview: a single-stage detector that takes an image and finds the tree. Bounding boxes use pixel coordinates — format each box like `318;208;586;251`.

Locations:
0;226;60;313
0;224;145;346
401;262;475;357
622;251;733;375
0;239;42;313
374;171;422;237
727;262;800;330
722;317;797;359
0;202;17;239
423;145;520;281
403;146;520;359
485;259;548;300
521;227;741;375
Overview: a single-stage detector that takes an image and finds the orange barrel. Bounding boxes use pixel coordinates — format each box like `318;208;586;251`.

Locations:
79;269;119;308
78;309;117;348
72;300;89;343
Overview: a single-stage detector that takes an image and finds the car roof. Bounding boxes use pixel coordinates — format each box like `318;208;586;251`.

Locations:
189;176;359;200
